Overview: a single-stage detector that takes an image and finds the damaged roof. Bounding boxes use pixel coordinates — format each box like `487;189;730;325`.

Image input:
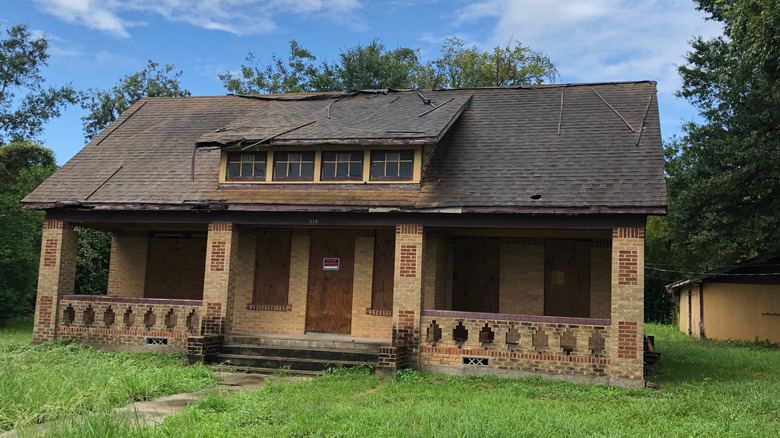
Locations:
23;82;667;213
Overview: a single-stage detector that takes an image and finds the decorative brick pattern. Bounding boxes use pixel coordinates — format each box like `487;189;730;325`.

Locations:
396;224;422;235
43;239;58;267
617;321;639;359
208;222;233;232
246;304;292;311
202;302;224;335
42;220;73;230
365;308;392;316
37;296;54;325
399;245;418;278
209;241;227;272
613;228;645;239
617;250;638;286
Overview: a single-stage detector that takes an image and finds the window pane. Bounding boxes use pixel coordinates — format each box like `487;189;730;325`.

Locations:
386;162;398;177
387;152;400;162
336;162;348;177
289;153;302;162
242;153;254;162
322;151;335;162
399;161;413;177
254;163;266;177
228;163;241;177
228;154;240;163
275;163;286;178
350;163;362;177
322;162;335;178
301;162;314;178
242;163;252;177
302;152;315;162
400;150;414;160
371;162;384;178
289;163;300;177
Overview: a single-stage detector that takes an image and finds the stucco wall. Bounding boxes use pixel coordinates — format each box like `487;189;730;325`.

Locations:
702;283;780;343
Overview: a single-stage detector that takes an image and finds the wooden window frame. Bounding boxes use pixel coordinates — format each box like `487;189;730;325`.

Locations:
226;151;268;181
321;151;364;181
369;150;415;181
273;151;316;181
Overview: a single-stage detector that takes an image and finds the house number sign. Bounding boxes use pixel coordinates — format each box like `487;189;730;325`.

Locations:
323;258;340;271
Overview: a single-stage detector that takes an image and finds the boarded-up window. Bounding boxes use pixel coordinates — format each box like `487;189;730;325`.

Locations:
452;237;500;313
145;233;206;300
544;239;591;317
253;229;292;306
371;229;395;310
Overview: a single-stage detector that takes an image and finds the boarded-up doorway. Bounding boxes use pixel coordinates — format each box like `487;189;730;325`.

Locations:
306;230;356;334
452;237;500;313
544;239;591;317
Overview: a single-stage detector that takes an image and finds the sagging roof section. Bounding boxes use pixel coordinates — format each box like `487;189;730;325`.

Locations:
22;82;667;213
195;90;472;148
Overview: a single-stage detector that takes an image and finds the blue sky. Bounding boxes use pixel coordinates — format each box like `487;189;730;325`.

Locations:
3;0;722;165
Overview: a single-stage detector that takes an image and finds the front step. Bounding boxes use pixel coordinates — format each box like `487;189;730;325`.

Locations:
211;334;386;375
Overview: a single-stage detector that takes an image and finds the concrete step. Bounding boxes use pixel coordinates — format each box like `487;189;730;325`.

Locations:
210;364;322;377
227;333;387;353
220;344;380;363
212;353;376;373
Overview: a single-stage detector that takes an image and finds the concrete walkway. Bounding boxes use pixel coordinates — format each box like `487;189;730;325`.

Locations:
1;372;311;437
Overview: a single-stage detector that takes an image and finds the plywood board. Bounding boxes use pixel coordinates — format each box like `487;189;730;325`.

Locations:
544;239;591;317
306;230;356;333
452;237;500;313
254;229;292;306
371;228;395;310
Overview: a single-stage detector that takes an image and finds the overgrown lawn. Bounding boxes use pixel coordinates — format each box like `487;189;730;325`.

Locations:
0;317;219;432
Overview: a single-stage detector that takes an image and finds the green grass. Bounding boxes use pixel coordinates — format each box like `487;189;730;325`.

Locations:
0;317;219;432
6;322;780;437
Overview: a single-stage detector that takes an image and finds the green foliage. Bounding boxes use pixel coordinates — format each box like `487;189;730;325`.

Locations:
56;324;778;436
0;322;218;432
82;60;191;141
0;141;56;316
220;37;557;94
0;24;80;143
74;228;111;295
666;0;780;265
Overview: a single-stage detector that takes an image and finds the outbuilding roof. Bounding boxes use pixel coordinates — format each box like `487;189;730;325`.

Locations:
23;82;667;214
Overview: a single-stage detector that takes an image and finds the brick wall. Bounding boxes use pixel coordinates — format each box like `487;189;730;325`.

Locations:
392;224;424;368
202;222;238;336
230;231;309;335
33;220;77;344
499;242;544;315
107;232;148;298
351;235;393;338
607;227;645;384
56;295;201;353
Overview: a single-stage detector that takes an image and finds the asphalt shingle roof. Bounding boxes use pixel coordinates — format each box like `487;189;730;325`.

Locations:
24;82;666;212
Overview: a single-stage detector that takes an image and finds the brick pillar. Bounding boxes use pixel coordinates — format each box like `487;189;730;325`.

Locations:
32;220;77;344
107;231;148;298
392;224;424;369
607;227;645;387
201;222;239;336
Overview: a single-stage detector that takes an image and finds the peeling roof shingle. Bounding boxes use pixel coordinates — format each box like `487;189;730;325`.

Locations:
23;82;667;212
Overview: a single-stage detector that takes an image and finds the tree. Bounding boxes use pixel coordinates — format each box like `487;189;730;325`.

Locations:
82;60;191;141
421;37;558;89
667;0;780;265
0;141;57;316
220;37;557;94
0;23;79;143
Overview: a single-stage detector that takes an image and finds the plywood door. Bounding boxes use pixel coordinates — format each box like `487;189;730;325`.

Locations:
306;230;356;334
544;239;591;317
452;237;500;313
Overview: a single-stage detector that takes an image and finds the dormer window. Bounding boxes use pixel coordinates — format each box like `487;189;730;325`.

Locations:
321;151;363;181
226;152;267;181
370;150;414;181
273;151;315;181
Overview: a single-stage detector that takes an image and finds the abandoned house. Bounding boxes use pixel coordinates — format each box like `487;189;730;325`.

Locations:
667;255;780;343
24;82;666;388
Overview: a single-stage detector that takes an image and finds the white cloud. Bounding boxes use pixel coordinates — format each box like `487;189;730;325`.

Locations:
32;0;363;38
453;0;723;93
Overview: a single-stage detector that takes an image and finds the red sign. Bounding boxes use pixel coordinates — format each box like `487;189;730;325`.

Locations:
323;258;340;271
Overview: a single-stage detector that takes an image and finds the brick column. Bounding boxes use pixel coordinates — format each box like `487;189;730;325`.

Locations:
392;224;425;369
607;227;645;387
201;222;239;336
32;220;77;344
107;231;148;298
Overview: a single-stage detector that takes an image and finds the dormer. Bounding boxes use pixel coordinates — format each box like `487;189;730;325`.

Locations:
195;90;472;188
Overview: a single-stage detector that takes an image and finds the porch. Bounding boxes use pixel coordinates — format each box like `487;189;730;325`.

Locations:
32;219;645;387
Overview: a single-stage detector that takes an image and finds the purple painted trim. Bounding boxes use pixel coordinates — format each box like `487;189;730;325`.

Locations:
61;295;202;306
421;309;611;326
